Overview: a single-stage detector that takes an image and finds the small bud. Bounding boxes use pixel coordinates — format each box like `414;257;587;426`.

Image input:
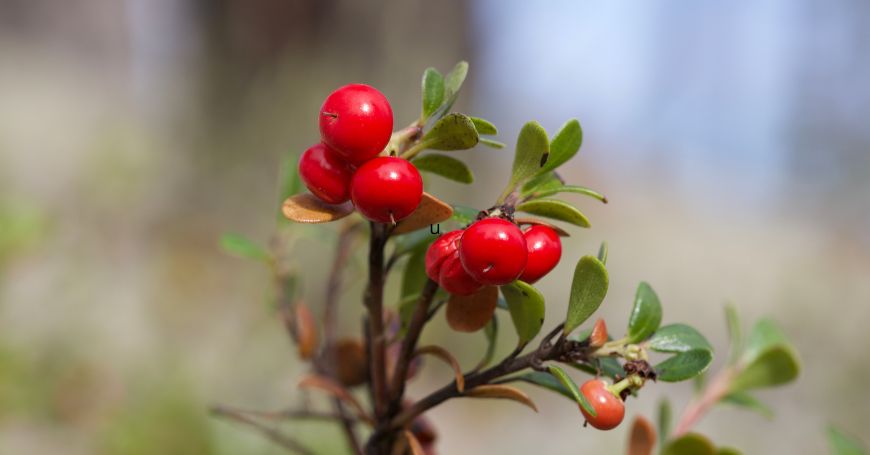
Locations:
589;319;608;348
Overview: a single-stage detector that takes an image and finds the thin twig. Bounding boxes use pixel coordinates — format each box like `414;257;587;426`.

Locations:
211;406;316;455
210;405;346;422
672;368;734;437
365;222;390;421
388;279;439;413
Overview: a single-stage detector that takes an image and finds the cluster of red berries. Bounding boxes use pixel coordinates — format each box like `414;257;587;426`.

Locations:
298;84;423;223
425;218;563;295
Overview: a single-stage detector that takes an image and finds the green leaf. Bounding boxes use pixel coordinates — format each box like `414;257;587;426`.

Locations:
516;199;590;228
564;255;608;335
538;119;582;175
413;154;473;183
508;121;550;190
568;357;623;380
725;303;742;365
421;67;445;120
434;61;468;117
627;282;663;343
827;425;867;455
716;448;743;455
500;281;546;345
520;172;562;196
421;113;479;151
511;371;573;400
219;233;270;262
721;391;774;419
658;399;672;445
477;314;499;370
661;433;716;455
470;116;497;135
547;365;596;417
597;242;608;265
648;324;713;354
479;138;505;149
729;345;800;391
450;205;479;226
729;318;799;391
401;247;429;298
525;184;607;204
655;349;713;382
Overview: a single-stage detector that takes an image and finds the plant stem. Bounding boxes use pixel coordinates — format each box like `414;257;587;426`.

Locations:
672;368;734;437
211;406;316;455
364;222;390;422
388;279;440;413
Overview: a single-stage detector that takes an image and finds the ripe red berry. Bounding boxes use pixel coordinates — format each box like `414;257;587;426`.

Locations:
518;225;562;283
438;252;483;296
425;230;463;281
350;157;422;223
459;218;527;286
319;84;394;165
579;379;625;430
298;143;355;204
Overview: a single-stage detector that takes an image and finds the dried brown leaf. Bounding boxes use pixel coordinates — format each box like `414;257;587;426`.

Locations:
514;217;571;237
392;192;452;234
463;384;538;412
446;286;498;332
297;374;372;425
627;416;657;455
282;193;354;224
415;345;465;393
333;338;368;387
286;302;318;360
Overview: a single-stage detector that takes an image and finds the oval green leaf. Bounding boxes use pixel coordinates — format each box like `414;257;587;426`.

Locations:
721;391;773;419
475;314;499;370
538;119;582;175
564;255;608;335
508;121;550;189
219;233;270;262
511;371;573;399
661;433;716;455
655;349;713;382
827;425;867;455
547;364;596;417
400;246;429;298
421;67;445;120
500;280;546;345
413;153;474;183
729;345;799;391
627;282;663;343
648;324;713;354
527;184;607;204
479;137;505;149
516;199;590;228
421;113;479;151
433;61;468;118
470;116;498;135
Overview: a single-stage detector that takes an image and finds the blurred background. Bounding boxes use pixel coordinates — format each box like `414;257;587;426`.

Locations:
1;0;869;453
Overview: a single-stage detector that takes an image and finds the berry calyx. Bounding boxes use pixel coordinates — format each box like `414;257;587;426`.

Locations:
319;84;393;165
425;230;463;281
459;218;527;285
518;225;562;283
350;157;423;223
579;379;625;430
438;252;483;296
298;143;355;204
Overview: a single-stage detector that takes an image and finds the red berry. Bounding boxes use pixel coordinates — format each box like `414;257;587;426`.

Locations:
425;230;463;281
319;84;393;164
459;218;527;286
438;252;483;296
298;143;355;204
579;379;625;430
518;225;562;283
350;157;422;223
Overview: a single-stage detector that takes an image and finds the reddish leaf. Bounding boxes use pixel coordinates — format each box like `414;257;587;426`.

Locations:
446;286;498;332
627;416;657;455
464;384;538;412
415;345;465;392
392;192;453;234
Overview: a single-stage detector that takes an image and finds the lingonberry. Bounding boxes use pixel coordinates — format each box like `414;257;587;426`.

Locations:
425;230;463;281
438;252;483;296
350;157;422;223
518;225;562;283
459;218;527;285
298;143;355;204
579;379;625;430
319;84;394;164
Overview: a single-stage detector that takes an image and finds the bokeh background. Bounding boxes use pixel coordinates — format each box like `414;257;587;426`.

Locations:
2;0;869;453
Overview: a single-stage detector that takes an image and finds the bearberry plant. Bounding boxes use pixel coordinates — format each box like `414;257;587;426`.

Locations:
215;62;802;455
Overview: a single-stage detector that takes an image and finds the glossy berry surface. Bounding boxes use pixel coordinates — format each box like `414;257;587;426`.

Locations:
459;218;527;286
319;84;393;164
425;230;463;281
438;252;483;296
350;157;422;223
518;225;562;283
298;143;355;204
579;379;625;430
